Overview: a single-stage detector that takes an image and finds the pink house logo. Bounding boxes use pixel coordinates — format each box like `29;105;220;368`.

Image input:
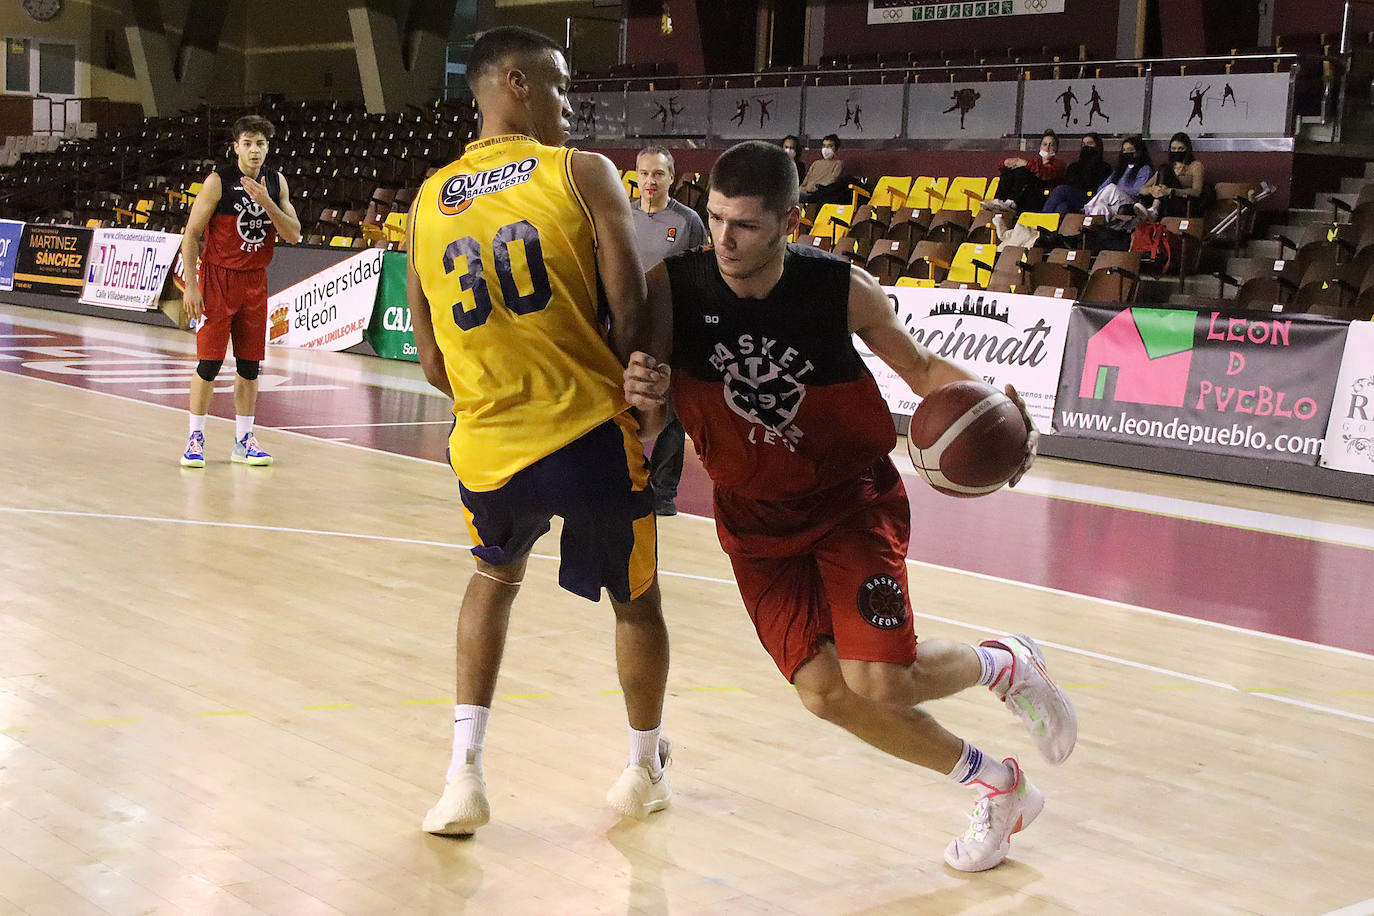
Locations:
1079;308;1195;407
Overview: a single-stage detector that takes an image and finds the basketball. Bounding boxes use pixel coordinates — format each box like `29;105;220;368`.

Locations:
907;381;1028;498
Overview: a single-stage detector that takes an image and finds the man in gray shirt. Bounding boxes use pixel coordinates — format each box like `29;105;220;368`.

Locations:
631;145;706;516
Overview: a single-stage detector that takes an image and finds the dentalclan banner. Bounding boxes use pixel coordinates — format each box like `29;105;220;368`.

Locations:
0;219;23;291
267;247;382;350
1054;306;1348;464
12;224;93;296
859;286;1074;430
1320;320;1374;476
79;227;181;310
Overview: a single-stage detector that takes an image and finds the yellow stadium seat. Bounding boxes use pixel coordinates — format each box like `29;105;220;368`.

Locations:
383;210;408;242
907;177;948;211
943;177;989;212
329;236;353;247
810;204;854;242
895;276;937;288
984;177;999;202
1017;211;1062;233
870;176;914;210
946;242;997;286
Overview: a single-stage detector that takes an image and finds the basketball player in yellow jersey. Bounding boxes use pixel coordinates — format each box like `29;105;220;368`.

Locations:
406;26;673;837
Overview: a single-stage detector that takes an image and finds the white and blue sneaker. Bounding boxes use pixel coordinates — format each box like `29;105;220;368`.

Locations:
231;432;272;466
180;431;205;468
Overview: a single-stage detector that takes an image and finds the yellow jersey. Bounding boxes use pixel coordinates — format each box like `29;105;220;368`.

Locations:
410;134;629;490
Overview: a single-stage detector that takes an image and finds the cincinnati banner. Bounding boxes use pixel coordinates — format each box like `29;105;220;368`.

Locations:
1055;306;1348;464
0;219;24;291
13;224;93;296
267;248;382;350
859;285;1074;430
868;0;1065;25
1320;320;1374;476
80;227;181;310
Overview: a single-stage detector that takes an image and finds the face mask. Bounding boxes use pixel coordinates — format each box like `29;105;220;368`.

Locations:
821;147;836;160
1170;150;1187;162
1080;145;1100;159
1040;149;1053;160
1122;151;1137;165
783;147;796;159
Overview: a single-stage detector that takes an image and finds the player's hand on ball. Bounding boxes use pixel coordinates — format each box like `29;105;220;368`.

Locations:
624;352;670;409
1004;383;1038;488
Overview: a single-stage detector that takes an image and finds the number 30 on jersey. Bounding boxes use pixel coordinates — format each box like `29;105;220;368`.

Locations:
442;219;552;330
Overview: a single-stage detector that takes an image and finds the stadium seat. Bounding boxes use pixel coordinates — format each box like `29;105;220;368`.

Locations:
907;177;949;211
810;204;855;243
884;207;931;247
1081;250;1142;302
946;242;998;286
797;234;834;252
869;176;914;209
943;177;989;212
1017;212;1061;233
905;240;957;284
866;239;912;285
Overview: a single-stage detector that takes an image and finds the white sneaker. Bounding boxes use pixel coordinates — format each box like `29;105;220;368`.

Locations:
422;764;490;836
944;758;1044;872
606;737;671;818
983;634;1077;765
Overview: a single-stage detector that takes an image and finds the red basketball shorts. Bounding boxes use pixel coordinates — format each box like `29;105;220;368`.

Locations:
718;458;918;681
196;262;268;362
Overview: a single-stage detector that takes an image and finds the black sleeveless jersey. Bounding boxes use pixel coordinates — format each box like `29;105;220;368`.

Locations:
665;243;897;500
203;164;281;269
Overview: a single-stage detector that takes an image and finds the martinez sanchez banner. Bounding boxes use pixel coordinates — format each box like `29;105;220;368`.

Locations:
268;247;382;350
0;219;24;291
364;250;418;361
859;285;1074;430
13;224;93;296
80;227;181;310
1054;306;1348;464
1320;320;1374;475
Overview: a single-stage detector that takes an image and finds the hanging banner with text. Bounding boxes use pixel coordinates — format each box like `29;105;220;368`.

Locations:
869;0;1065;25
79;227;181;310
1320;320;1374;476
858;285;1074;430
0;219;24;291
13;224;93;296
1054;306;1347;464
363;250;418;361
267;247;383;350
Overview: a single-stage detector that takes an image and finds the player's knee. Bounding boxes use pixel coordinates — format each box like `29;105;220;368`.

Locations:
235;359;260;381
195;359;223;382
796;682;850;724
848;669;913;706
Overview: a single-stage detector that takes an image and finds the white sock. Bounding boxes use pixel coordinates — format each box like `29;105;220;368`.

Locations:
629;725;662;777
947;740;1015;793
188;414;206;436
975;644;1015;693
447;704;490;780
235;415;253;441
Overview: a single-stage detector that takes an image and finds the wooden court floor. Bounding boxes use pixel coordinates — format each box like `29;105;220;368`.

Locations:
2;309;1373;915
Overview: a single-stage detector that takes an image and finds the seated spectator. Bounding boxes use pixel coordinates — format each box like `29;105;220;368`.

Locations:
1136;132;1207;222
1082;134;1155;220
1043;132;1112;215
780;135;806;186
981;129;1066;216
800;134;846;204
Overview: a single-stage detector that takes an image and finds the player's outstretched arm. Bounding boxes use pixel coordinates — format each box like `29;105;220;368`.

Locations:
179;171;222;322
405;217;453;398
569;150;654;365
847;265;977;397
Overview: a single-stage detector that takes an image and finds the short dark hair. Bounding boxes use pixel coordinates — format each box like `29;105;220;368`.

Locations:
637;145;675;176
822;133;841;149
231;115;274;141
469;26;563;83
710;140;798;214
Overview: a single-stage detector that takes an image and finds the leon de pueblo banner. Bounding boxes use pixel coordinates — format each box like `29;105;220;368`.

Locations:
1321;320;1374;476
268;248;382;350
0;219;24;291
1055;306;1348;464
79;227;181;310
858;286;1073;430
13;224;93;296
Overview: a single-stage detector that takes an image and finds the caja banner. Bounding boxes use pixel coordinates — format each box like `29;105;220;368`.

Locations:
363;250;418;361
1054;306;1348;464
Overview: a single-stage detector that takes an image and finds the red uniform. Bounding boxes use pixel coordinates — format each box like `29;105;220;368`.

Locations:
666;245;917;680
196;164;279;361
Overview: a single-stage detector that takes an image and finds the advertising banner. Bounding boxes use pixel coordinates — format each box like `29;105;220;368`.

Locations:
569;91;627;141
1022;78;1146;136
1150;72;1291;138
364;250;418;361
0;219;24;291
626;89;709;137
805;84;905;140
907;81;1018;140
79;227;181;310
1320;320;1374;475
712;87;803;140
1054;306;1347;464
859;285;1075;429
869;0;1066;24
13;224;93;296
267;247;382;350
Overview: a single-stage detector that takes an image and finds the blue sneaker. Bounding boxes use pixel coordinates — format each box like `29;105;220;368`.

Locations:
180;431;205;468
231;432;272;466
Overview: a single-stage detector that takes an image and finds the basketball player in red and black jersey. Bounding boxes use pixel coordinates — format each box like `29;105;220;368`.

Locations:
627;141;1076;872
179;115;301;467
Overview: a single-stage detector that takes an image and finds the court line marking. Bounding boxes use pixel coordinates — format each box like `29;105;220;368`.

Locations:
1322;898;1374;916
4;506;1373;730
